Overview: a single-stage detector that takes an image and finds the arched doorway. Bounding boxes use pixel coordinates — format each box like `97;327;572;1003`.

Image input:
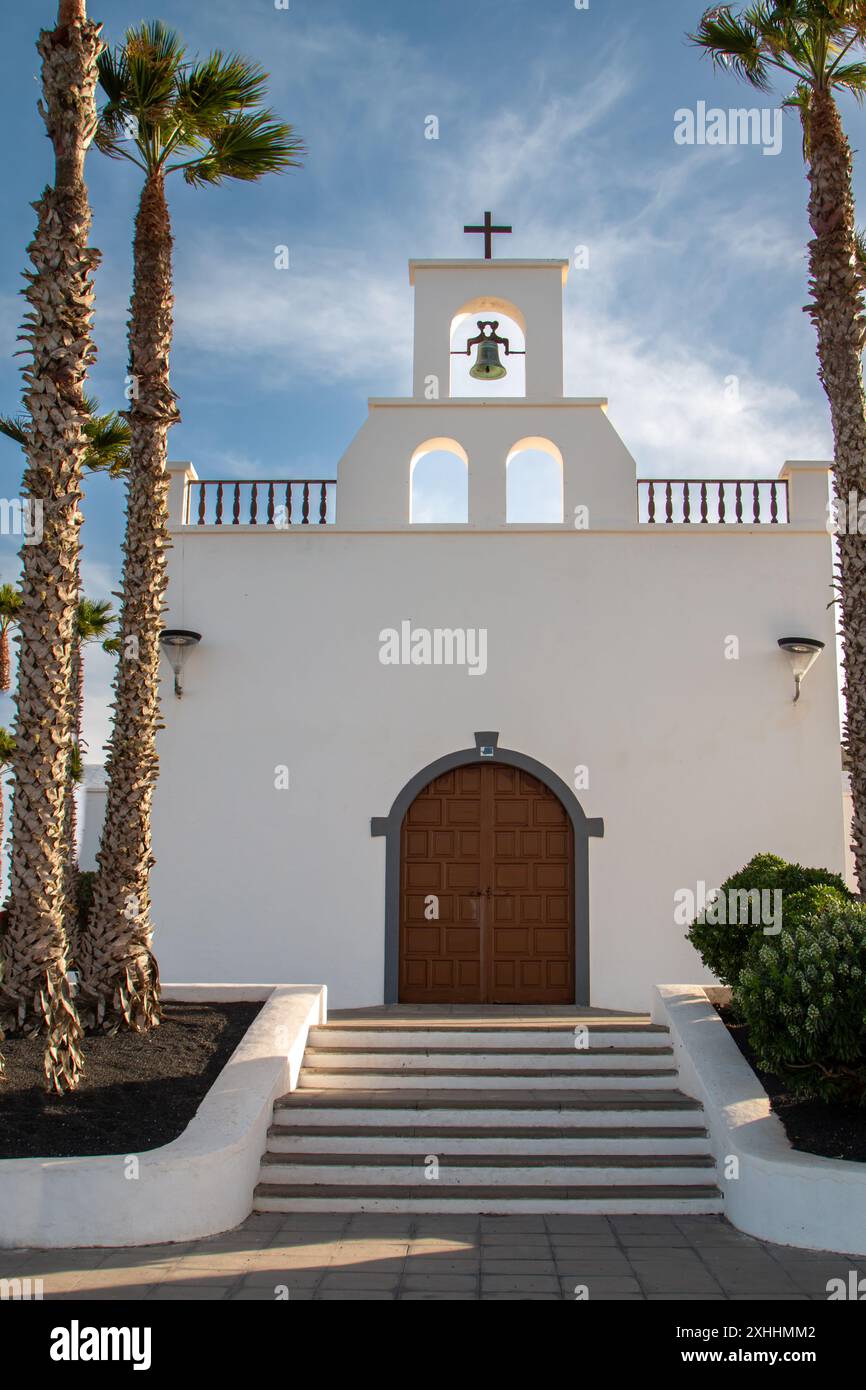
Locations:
371;734;604;1005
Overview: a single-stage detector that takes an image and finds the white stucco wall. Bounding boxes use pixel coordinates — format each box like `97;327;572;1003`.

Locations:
150;517;843;1012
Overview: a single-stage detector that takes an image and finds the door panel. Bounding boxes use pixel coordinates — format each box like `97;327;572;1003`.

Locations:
398;763;575;1004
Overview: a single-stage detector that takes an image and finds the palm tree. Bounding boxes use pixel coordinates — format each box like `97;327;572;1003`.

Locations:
0;585;22;693
0;404;129;935
0;0;102;1092
0;728;15;901
690;2;866;891
77;21;302;1032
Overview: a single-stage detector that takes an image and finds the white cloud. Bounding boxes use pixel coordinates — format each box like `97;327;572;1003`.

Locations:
174;235;412;392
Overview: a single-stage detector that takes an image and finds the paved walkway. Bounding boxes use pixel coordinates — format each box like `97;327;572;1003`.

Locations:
5;1214;861;1300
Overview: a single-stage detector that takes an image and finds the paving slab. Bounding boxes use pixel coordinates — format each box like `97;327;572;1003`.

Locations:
17;1211;863;1301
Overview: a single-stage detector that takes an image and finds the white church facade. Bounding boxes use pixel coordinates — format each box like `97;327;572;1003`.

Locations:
145;245;846;1013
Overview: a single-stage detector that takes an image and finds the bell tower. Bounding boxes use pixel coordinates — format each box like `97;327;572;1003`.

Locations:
410;221;568;402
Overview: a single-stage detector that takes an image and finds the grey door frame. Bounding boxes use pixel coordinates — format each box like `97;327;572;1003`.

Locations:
371;732;604;1005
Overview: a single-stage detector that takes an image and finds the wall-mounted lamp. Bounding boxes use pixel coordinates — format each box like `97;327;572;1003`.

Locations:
160;629;201;699
778;637;825;704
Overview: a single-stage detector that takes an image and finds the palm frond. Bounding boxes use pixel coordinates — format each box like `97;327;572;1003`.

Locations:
96;44;130;107
69;741;83;784
180;111;304;185
853;226;866;298
828;59;866;92
691;1;866;91
97;22;186;171
95;23;302;185
82;411;131;477
0;726;15;766
0;414;28;449
0;584;23;623
124;19;185;70
175;52;269;131
690;5;775;90
76;597;117;642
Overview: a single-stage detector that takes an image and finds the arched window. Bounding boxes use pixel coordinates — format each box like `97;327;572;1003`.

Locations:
410;438;469;524
449;298;526;398
506;437;564;524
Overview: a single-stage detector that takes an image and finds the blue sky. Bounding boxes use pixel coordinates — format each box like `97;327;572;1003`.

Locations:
0;0;860;754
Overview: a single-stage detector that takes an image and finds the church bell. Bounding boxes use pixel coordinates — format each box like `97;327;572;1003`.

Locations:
469;336;507;380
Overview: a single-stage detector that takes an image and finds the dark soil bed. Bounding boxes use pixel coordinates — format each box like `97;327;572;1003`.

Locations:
717;1004;866;1163
0;1002;261;1159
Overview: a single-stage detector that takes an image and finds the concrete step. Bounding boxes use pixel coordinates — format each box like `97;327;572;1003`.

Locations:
260;1017;719;1216
297;1067;678;1090
259;1152;717;1186
309;1027;670;1051
275;1088;704;1127
303;1048;674;1072
266;1126;711;1155
253;1182;724;1215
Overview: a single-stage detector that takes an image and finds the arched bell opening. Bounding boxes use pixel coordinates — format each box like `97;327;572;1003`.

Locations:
506;437;565;524
449;297;526;398
409;438;469;524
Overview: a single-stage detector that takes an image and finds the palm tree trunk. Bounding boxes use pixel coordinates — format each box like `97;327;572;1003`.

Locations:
805;89;866;893
62;624;83;964
0;2;100;1089
79;172;177;1031
0;627;10;693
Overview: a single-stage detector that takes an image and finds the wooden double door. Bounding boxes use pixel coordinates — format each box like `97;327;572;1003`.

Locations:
399;763;575;1004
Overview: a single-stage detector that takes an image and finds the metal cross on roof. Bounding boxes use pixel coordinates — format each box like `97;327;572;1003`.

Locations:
463;211;512;260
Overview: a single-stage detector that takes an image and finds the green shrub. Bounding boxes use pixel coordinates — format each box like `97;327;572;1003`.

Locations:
734;890;866;1103
685;852;850;987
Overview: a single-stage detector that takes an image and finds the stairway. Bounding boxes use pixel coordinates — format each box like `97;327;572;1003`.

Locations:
253;1015;723;1214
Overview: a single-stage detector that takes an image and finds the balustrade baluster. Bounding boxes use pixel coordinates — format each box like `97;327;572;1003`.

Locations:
682;481;691;523
700;482;708;523
646;480;656;524
183;478;335;527
753;481;761;523
718;482;726;524
770;481;779;523
665;481;673;523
